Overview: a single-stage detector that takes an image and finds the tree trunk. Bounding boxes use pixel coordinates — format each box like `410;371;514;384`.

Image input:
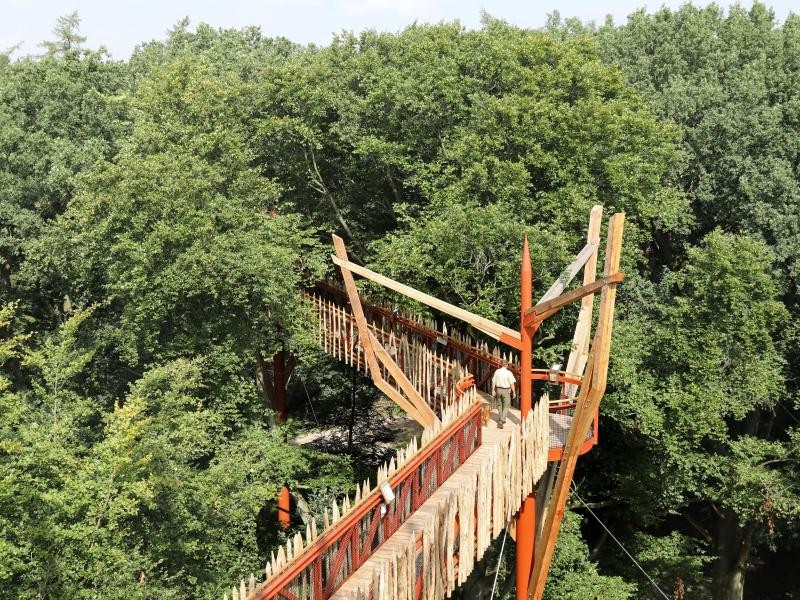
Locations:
712;508;756;600
255;351;276;428
713;565;745;600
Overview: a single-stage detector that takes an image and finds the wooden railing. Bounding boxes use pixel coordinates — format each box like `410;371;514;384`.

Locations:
239;392;482;600
307;289;470;414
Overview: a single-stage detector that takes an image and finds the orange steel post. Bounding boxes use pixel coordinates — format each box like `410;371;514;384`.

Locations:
278;485;291;530
516;236;536;600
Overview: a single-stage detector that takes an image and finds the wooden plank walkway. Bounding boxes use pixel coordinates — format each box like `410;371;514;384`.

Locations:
331;425;513;599
328;402;590;600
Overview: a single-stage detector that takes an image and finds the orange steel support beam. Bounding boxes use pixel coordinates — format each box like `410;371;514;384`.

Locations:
516;236;537;600
278;486;291;530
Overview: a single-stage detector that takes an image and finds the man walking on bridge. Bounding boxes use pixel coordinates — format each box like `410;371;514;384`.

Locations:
491;359;516;429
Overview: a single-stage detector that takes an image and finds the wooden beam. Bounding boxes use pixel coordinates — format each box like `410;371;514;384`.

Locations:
522;273;624;328
332;236;383;383
565;205;602;397
528;359;597;600
499;332;524;351
529;213;625;600
536;242;598;305
331;254;522;344
591;212;624;397
370;331;438;427
374;379;429;426
333;235;432;428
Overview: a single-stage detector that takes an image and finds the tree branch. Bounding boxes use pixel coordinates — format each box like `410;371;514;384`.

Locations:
685;513;714;544
306;145;360;247
758;458;799;468
568;499;621;510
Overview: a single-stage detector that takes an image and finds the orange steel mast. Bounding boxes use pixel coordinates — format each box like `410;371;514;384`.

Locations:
516;236;536;599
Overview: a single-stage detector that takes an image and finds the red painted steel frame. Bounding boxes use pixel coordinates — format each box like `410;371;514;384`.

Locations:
252;399;483;600
278;486;291;530
516;237;536;600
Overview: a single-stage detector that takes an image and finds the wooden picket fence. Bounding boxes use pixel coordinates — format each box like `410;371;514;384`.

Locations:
306;285;520;406
222;384;552;600
223;387;484;600
335;396;551;600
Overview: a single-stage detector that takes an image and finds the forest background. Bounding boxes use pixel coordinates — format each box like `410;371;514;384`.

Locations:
1;4;799;599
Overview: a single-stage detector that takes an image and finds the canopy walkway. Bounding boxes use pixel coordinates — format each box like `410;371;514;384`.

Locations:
306;283;597;461
225;206;624;600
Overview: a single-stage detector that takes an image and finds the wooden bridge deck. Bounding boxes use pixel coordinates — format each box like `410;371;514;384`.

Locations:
331;426;512;599
329;404;587;600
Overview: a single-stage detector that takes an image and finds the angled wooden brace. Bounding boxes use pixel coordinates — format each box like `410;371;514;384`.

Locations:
330;253;523;350
565;205;603;397
536;240;599;305
523;273;624;328
528;212;625;600
332;235;438;428
369;330;439;426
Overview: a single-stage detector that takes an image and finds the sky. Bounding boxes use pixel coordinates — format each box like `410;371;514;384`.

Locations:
1;0;797;60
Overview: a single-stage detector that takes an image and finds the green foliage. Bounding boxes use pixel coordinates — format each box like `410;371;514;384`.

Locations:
371;202;567;322
596;4;800;288
1;19;349;598
4;6;800;599
254;19;686;257
40;11;87;56
0;29;129;320
25;56;324;403
1;315;352;598
606;230;796;595
544;510;636;599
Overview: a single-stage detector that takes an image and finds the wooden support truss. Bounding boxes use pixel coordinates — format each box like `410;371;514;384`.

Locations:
528;211;625;600
333;235;439;428
327;204;625;600
330;254;523;348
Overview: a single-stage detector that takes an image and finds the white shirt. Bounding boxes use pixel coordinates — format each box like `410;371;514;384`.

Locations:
492;367;516;389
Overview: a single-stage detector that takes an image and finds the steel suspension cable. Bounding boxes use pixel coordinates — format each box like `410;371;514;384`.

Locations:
571;484;670;600
490;524;510;600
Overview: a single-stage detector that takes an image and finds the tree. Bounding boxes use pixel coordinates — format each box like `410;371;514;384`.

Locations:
0;20;129;324
40;11;87;56
24;56;323;408
595;4;800;292
535;6;800;597
253;18;687;263
544;509;636;599
1;307;353;598
604;231;797;599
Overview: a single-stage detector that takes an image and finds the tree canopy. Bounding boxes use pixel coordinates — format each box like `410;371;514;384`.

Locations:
2;5;800;600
